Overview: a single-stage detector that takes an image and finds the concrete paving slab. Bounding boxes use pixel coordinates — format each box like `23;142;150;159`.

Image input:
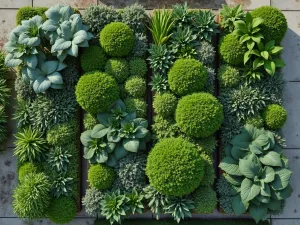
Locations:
0;0;31;9
272;219;300;225
0;9;17;50
282;82;300;149
0;218;96;225
271;0;300;10
281;11;300;82
33;0;97;8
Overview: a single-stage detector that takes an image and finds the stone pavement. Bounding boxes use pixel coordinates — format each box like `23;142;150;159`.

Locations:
0;0;299;224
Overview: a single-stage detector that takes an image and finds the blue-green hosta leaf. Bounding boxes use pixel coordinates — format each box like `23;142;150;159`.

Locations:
97;113;110;127
52;38;72;52
50;83;63;89
72;30;88;45
80;130;93;146
239;154;262;179
42;19;58;32
123;138;140;153
249;143;262;154
260;183;271;197
139;139;146;150
33;76;51;93
231;145;249;160
135;127;149;139
45;4;61;22
41;61;59;75
107;130;121;143
21;66;42;82
219;156;242;176
273;59;286;68
78;40;90;48
232;194;248;215
249;203;268;223
12;25;26;36
57;62;67;71
253;134;270;147
133;118;148;128
57;51;68;62
60;5;74;21
114;145;128;160
95;151;108;163
270;168;292;190
67;43;79;57
224;173;243;186
225;144;232;157
241;178;261;202
91;124;108;139
18;33;40;47
106;142;116;153
84;147;95;160
107;154;117;167
4;53;22;67
259;151;282;167
271;183;293;200
70;14;82;33
255;194;270;204
261;166;275;183
60;21;73;40
47;71;63;85
23;54;38;69
3;41;18;53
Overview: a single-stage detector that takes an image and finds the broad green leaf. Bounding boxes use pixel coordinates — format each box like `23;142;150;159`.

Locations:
253;134;269;147
33;76;51;93
273;58;286;68
260;183;271;197
80;130;93;146
265;40;275;51
123;138;140;152
95;150;108;163
271;184;293;200
249;143;262;154
239;154;262;179
241;178;261;202
270;168;292;190
244;50;252;64
97;113;110;127
234;20;247;33
224;173;244;186
232;195;248;215
251;33;263;43
268;199;282;211
247;40;255;50
253;58;264;69
114;145;128;160
259;151;282;167
107;154;117;167
106;142;116;153
73;30;88;45
231;146;249;160
47;71;63;84
133;118;148;128
52;38;72;52
219;156;242;176
41;61;59;75
135;127;149;139
271;46;283;54
4;54;22;67
91;124;108;139
240;34;251;43
255;194;270;204
260;51;269;60
264;60;276;76
23;54;38;69
249;204;268;223
261;166;275;183
67;43;79;57
83;147;95;160
252;17;264;28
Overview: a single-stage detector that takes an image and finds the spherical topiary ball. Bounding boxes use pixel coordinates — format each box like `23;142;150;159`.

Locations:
175;93;224;138
146;137;205;196
105;58;130;83
88;164;115;190
252;6;287;44
220;34;247;66
75;71;119;114
193;186;217;214
47;197;76;224
129;57;147;77
245;115;264;128
153;93;177;118
124;76;146;98
80;46;107;72
218;64;241;88
263;104;287;130
100;22;134;57
124;97;147;118
168;58;207;96
18;162;38;183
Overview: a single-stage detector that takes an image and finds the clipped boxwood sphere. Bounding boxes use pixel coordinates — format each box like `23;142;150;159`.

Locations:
153;93;177;118
88;164;115;190
129;57;147;77
105;58;130;83
252;6;287;44
18;162;38;183
100;22;134;57
220;34;247;66
176;93;224;138
47;197;76;224
193;186;217;214
80;46;107;72
263;104;287;129
218;64;241;88
146;137;205;196
75;71;119;114
124;97;147;118
168;58;207;96
124;76;146;98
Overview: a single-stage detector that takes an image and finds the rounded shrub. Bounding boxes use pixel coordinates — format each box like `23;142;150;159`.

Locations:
100;22;134;57
81;46;107;72
75;71;119;114
146;137;205;196
220;34;247;66
84;113;98;130
193;186;217;214
105;58;130;83
175;93;224;138
18;162;38;183
251;6;287;44
124;98;147;118
218;64;241;88
200;153;215;187
47;197;76;224
124;76;146;98
168;58;207;96
88;164;115;190
153;93;177;118
245;115;264;128
263;104;287;130
129;57;147;77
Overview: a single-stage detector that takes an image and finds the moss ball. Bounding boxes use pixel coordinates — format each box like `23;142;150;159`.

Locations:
124;98;147;118
129;57;147;77
193;186;217;214
263;104;287;130
175;93;224;138
100;22;134;57
168;58;207;96
75;71;119;114
218;64;241;88
153;93;177;118
80;46;107;72
146;137;205;196
105;58;130;83
252;6;287;44
18;162;38;183
88;164;115;190
84;113;98;130
245;115;264;128
124;76;146;98
220;34;247;66
47;197;76;224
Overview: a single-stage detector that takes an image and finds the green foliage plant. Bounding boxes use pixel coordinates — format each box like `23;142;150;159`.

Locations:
18;162;38;183
81;46;107;72
149;73;168;94
218;64;241;89
46;120;77;146
129;57;147;77
171;2;192;27
153;92;177;118
196;41;215;66
121;3;147;33
84;113;98;130
124;76;146;98
82;187;104;216
126;188;144;214
47;197;76;224
220;4;245;33
88;164;115;190
152;116;180;140
105;58;130;83
193;186;217;214
263;104;287;130
51;174;73;198
47;146;72;172
245;115;264;128
124;97;147;118
16;7;48;25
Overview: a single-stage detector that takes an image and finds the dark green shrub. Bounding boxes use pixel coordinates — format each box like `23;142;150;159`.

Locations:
129;57;147;77
263;104;287;129
16;7;48;25
124;98;147;118
152;116;180;140
84;113;98;130
175;93;224;138
105;58;130;83
15;75;36;101
47;197;76;224
124;76;146;98
146;137;205;196
88;164;115;190
132;33;148;57
0;51;8;78
220;34;246;65
200;153;215;187
120;3;147;33
75;71;119;114
18;162;38;183
251;6;287;44
218;64;241;88
196;41;215;66
153;93;177;118
168;58;207;96
0;106;7;144
100;22;134;57
81;46;107;72
193;186;217;214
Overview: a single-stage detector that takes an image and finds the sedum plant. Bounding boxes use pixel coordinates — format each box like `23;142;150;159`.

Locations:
47;146;72;172
220;4;245;33
219;124;293;223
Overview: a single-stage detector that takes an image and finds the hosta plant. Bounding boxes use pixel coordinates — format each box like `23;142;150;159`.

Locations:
220;4;245;33
47;146;72;172
51;174;73;198
149;73;168;94
126;188;144;214
219;124;293;223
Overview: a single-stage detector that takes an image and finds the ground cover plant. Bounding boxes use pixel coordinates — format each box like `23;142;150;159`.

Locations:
217;4;292;223
4;4;90;224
